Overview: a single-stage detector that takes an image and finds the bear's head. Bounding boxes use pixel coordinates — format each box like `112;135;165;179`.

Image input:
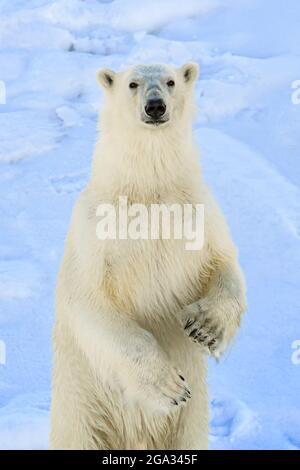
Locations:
97;63;199;131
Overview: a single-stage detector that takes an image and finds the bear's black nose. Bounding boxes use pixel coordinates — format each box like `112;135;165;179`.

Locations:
145;99;166;120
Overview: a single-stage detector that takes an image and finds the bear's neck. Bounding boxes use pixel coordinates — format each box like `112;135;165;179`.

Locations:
90;122;201;203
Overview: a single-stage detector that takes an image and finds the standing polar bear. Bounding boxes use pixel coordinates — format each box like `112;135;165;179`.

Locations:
50;63;246;450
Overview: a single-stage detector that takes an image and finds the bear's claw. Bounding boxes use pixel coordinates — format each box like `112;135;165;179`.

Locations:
181;303;225;357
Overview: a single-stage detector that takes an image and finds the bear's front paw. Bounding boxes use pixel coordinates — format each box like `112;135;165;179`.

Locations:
180;298;242;359
132;354;192;415
152;364;192;412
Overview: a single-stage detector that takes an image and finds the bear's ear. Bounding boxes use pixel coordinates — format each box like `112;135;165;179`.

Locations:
180;63;199;84
97;68;116;89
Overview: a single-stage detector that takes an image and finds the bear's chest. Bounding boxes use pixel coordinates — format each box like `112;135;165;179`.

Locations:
99;236;203;318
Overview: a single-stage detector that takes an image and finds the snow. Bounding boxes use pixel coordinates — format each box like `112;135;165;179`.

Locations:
0;0;299;450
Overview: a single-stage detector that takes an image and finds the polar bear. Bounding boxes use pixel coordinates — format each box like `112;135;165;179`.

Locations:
50;63;246;450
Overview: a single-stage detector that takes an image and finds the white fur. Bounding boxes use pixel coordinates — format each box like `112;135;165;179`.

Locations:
50;63;246;450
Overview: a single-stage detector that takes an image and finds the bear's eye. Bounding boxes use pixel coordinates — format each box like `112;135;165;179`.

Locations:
129;82;138;89
167;80;175;87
